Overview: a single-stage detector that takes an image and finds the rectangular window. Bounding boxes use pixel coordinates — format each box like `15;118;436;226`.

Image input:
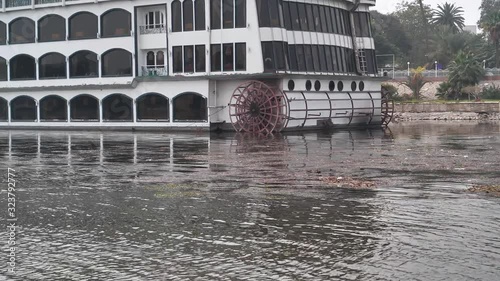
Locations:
235;0;246;28
269;0;281;27
312;5;321;32
335;9;342;34
195;45;206;72
262;42;275;72
288;45;298;71
211;44;221;71
325;45;333;72
283;1;292;30
330;8;338;34
256;0;270;27
184;46;194;72
297;3;308;31
319;6;327;33
345;10;353;36
340;47;347;73
289;2;300;31
195;0;206;30
223;0;234;28
304;45;313;72
353;12;361;36
223;43;234;71
296;45;306;71
318;45;327;72
273;41;286;70
311;45;320;72
331;46;339;72
173;46;183;73
305;4;315;32
210;0;221;30
325;6;333;33
235;43;246;71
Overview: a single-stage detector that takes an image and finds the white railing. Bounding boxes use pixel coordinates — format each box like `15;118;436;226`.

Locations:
1;0;116;10
141;66;167;77
380;68;500;79
139;25;166;35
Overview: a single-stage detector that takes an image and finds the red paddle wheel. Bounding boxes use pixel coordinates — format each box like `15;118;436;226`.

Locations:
229;81;288;134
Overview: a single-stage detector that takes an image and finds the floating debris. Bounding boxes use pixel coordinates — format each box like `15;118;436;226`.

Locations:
319;176;376;189
467;185;500;196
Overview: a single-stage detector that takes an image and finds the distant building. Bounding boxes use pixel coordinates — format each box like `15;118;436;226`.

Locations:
464;25;478;34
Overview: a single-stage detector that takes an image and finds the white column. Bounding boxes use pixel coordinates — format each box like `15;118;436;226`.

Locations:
133;99;137;123
67;100;71;123
36;100;40;122
99;99;103;123
169;98;173;123
35;59;39;80
6;60;10;81
7;99;11;124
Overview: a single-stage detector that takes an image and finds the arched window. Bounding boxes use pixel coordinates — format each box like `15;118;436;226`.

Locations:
183;0;194;31
69;12;98;40
102;49;132;77
70;94;99;121
172;0;182;32
0;97;7;121
9;17;35;44
10;96;37;121
137;93;169;121
101;9;131;37
0;57;7;81
146;51;155;68
195;0;206;31
39;53;67;79
145;11;165;29
38;15;65;42
173;92;207;121
102;94;133;121
156;51;165;67
10;54;36;80
69;51;98;78
40;95;67;121
0;21;6;45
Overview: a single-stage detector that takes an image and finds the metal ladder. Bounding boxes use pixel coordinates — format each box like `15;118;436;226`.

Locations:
358;49;368;75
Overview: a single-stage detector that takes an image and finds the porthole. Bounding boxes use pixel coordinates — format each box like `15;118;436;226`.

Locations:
288;80;295;91
314;80;321;91
305;80;312;91
337;81;344;92
359;81;365;91
329;81;335;91
351;81;357;91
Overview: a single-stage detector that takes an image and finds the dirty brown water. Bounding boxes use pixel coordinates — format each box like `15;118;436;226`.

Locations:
0;122;499;280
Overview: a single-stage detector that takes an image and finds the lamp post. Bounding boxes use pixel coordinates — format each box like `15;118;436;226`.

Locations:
435;61;438;77
483;60;486;69
407;62;410;76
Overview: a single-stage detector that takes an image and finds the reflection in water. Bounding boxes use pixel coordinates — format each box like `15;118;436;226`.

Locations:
0;123;499;280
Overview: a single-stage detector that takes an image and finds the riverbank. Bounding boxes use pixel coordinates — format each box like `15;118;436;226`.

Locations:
393;102;500;122
393;112;500;122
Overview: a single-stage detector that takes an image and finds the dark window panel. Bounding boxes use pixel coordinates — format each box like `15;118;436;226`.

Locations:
305;4;315;32
283;42;290;70
102;94;133;121
325;6;333;33
340;47;347;73
38;15;66;42
304;45;313;72
353;12;361;36
69;51;98;77
330;8;338;34
211;44;221;71
173;93;207;121
223;43;234;71
334;9;342;35
39;53;67;79
312;5;321;32
262;42;275;72
345;10;353;36
283;1;292;30
331;46;339;72
269;0;280;27
325;46;333;72
288;45;298;71
146;51;155;67
40;95;67;121
0;98;7;120
0;57;7;81
69;12;97;40
296;45;306;71
102;9;131;37
0;21;6;45
210;0;221;30
223;0;234;28
10;17;35;44
173;46;183;73
289;2;300;31
297;3;308;31
273;41;286;70
235;43;246;71
184;45;194;72
70;95;99;121
10;96;37;121
172;1;182;32
311;45;320;72
235;0;246;28
10;55;36;80
157;51;165;67
137;93;169;121
195;0;206;30
319;6;327;33
256;0;270;27
318;45;327;72
183;0;194;31
195;45;206;72
102;49;132;77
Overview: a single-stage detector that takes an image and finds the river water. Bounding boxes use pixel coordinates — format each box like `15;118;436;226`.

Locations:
1;122;499;280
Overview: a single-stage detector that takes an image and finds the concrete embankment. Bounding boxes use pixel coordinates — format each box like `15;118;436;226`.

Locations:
393;102;500;121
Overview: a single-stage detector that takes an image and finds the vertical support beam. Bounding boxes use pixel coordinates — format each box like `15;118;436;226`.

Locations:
67;100;71;123
169;98;174;123
99;99;103;123
7;99;11;125
36;99;40;122
133;99;137;124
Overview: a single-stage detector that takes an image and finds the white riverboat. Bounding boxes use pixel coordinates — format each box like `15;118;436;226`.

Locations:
0;0;388;133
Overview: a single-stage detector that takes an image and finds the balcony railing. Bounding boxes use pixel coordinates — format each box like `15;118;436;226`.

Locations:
1;0;113;9
139;25;166;35
141;66;167;77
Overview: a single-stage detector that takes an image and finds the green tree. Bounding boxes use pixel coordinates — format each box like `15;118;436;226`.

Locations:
401;67;429;100
448;51;485;98
478;0;500;26
371;11;411;59
427;26;479;68
480;11;500;67
431;2;465;33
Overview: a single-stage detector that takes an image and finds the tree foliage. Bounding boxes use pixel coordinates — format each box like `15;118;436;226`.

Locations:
447;51;485;98
431;2;465;33
401;67;429;100
480;11;500;67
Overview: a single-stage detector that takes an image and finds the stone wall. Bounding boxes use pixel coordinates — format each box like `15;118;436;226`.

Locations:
394;102;500;113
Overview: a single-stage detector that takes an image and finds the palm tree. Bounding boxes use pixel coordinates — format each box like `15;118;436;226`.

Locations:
417;0;430;54
432;3;465;33
480;11;500;67
448;51;485;99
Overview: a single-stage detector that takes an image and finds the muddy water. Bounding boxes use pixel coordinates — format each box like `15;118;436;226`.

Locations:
0;122;499;280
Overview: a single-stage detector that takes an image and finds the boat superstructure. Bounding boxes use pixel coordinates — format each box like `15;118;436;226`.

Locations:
0;0;388;132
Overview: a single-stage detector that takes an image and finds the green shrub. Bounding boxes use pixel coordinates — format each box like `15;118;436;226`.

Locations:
480;85;500;100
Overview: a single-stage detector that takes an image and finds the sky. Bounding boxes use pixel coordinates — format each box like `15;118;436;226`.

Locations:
373;0;481;26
